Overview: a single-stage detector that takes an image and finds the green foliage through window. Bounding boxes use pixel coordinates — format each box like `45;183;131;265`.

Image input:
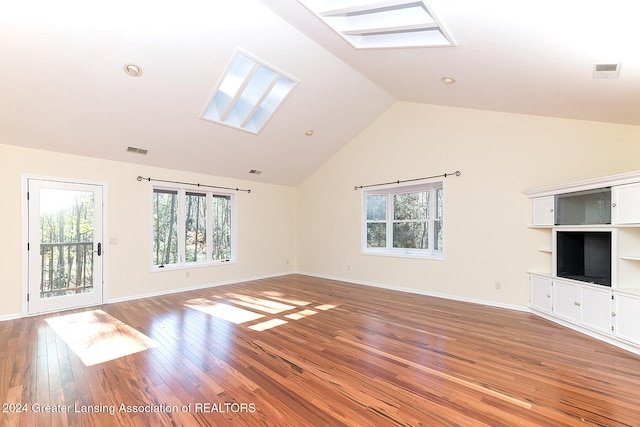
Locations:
153;187;234;267
364;182;444;256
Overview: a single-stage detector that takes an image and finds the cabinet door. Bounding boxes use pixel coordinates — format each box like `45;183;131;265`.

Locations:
530;275;552;313
613;183;640;224
532;196;555;226
580;286;612;334
614;292;640;344
552;280;581;323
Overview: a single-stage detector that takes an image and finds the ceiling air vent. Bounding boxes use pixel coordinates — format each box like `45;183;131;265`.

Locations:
127;146;148;155
593;63;621;79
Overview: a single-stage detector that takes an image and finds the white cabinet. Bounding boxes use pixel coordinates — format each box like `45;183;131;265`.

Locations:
580;285;612;334
552;279;581;323
614;292;640;344
530;275;552;313
613;183;640;224
525;171;640;354
532;196;554;226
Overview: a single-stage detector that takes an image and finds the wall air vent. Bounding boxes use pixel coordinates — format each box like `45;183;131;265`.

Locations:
127;146;148;155
593;63;621;79
249;169;263;175
200;50;299;134
297;0;455;49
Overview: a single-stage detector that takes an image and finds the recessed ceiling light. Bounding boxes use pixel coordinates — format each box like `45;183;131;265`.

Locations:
124;64;143;77
441;77;456;84
305;130;314;136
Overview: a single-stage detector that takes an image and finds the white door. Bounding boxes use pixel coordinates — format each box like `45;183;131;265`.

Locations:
27;179;104;314
532;196;555;226
530;274;552;313
580;285;612;334
552;279;581;323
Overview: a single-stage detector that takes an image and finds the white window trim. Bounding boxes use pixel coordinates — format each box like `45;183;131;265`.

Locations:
149;183;237;272
361;178;445;260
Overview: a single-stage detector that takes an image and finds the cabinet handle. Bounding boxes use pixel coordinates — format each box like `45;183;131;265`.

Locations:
547;294;551;298
612;203;617;208
550;209;554;212
574;301;581;306
612;312;616;316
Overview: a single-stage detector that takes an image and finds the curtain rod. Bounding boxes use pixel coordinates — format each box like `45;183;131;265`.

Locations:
354;170;461;191
137;176;251;193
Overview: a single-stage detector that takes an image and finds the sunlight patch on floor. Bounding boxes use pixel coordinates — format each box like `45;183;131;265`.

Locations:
219;293;295;314
261;291;311;306
314;304;336;311
185;299;265;324
284;309;318;320
45;310;158;366
249;318;288;331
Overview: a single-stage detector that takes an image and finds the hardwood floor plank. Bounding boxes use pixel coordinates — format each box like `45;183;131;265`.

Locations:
2;274;640;426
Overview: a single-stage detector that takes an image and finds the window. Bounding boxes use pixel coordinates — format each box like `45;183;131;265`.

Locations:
152;186;235;268
363;180;444;258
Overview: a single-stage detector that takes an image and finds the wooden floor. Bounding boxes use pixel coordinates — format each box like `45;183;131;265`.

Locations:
2;274;640;426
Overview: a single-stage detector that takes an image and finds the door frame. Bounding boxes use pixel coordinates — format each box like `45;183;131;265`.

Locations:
21;174;109;316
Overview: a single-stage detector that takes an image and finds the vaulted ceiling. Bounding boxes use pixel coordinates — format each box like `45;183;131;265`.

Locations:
1;0;639;186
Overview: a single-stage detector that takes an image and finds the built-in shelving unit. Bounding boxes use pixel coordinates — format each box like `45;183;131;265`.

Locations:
524;171;640;354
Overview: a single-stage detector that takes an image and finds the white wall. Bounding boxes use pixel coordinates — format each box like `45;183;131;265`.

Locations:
296;102;640;307
0;143;297;318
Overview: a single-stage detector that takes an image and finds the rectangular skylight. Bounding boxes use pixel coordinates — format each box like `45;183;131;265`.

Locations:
201;50;298;134
299;0;454;49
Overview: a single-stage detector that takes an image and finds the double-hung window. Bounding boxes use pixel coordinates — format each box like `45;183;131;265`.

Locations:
363;180;444;258
151;185;235;269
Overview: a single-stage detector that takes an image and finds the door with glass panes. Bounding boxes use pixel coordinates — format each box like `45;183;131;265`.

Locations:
27;179;104;314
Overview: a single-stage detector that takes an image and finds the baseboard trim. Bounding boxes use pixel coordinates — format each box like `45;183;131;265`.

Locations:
298;272;529;313
0;313;24;322
107;271;296;305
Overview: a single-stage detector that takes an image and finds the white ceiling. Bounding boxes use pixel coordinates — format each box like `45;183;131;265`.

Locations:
1;0;639;186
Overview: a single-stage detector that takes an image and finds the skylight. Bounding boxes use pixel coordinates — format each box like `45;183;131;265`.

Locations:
201;51;298;134
298;0;454;49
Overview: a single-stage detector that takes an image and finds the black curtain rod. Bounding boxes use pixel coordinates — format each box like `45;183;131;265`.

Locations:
137;176;251;193
354;170;461;191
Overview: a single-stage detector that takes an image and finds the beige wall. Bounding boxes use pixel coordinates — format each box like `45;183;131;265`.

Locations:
4;101;640;317
0;143;297;318
296;102;640;307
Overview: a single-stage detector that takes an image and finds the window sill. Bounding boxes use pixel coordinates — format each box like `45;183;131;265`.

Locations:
361;250;445;261
150;259;236;273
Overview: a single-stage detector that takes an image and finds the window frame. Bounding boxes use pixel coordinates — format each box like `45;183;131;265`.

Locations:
361;178;445;259
149;183;237;271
